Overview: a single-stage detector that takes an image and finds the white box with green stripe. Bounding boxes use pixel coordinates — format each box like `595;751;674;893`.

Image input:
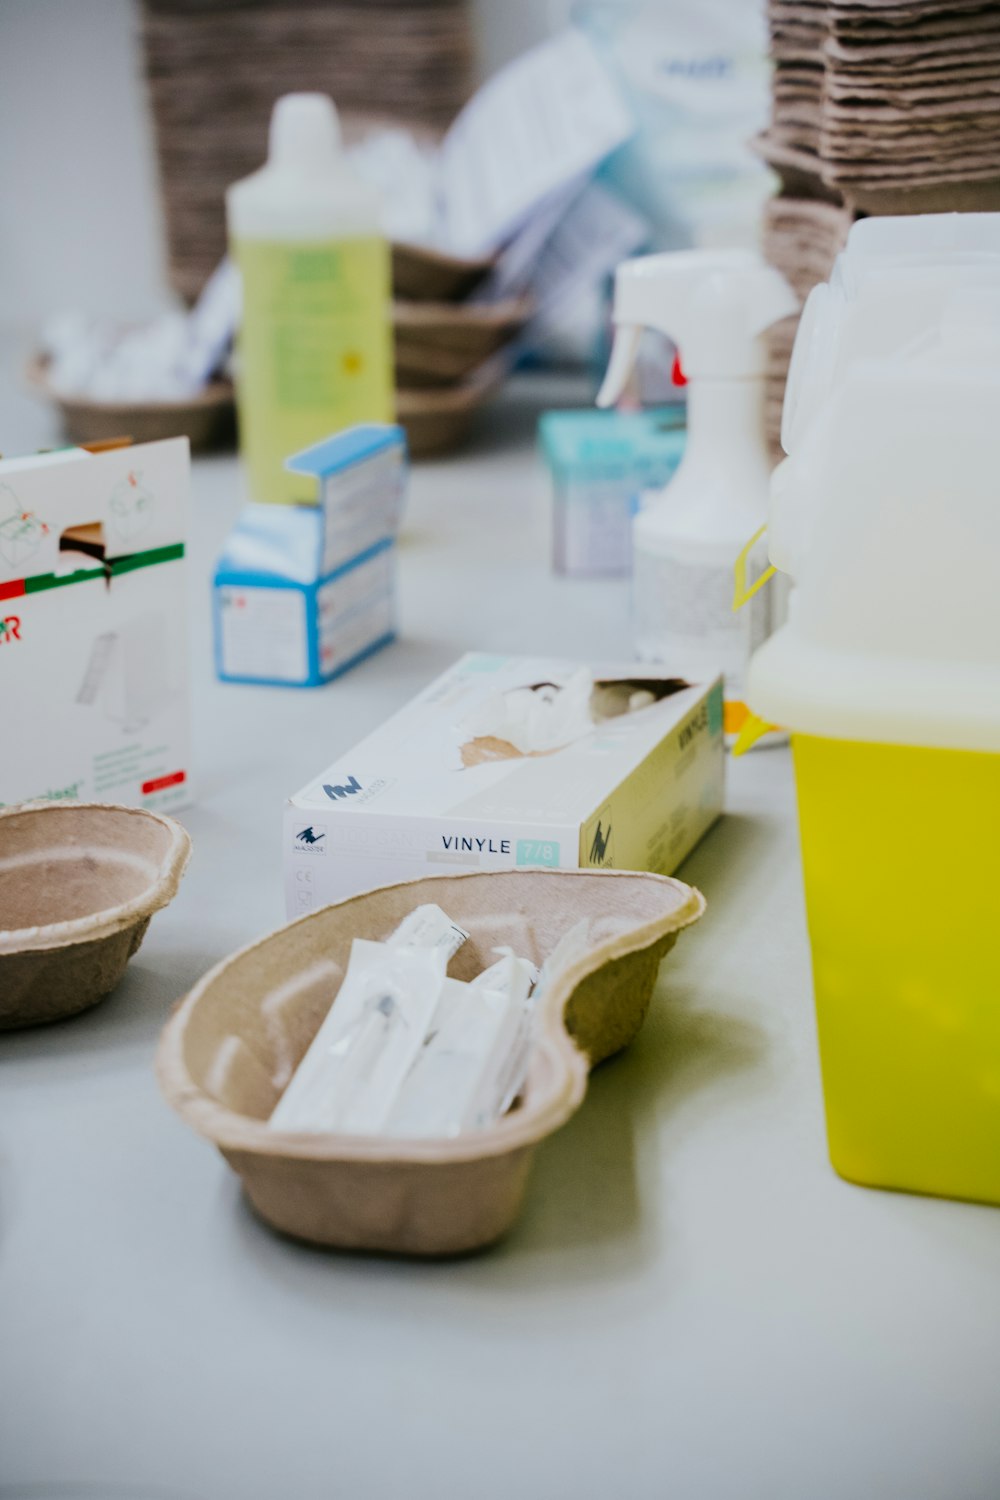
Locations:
0;437;191;811
284;652;724;913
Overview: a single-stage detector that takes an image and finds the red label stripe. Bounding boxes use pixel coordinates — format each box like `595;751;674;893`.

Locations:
0;578;26;602
142;770;186;795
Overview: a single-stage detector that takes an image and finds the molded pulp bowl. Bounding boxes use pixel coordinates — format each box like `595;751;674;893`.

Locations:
0;801;191;1028
156;868;704;1256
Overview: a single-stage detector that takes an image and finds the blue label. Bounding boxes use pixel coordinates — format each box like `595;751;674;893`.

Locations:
516;838;561;868
465;653;509;672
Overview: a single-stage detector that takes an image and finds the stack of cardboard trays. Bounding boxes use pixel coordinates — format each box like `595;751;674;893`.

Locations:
143;0;474;303
214;426;404;687
820;0;1000;206
762;192;853;454
764;0;1000;204
758;0;1000;454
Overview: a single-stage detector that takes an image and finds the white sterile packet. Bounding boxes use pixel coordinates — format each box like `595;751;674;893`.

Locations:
388;904;469;958
268;940;447;1134
488;923;595;1121
269;905;468;1134
386;950;538;1139
476;924;599;1128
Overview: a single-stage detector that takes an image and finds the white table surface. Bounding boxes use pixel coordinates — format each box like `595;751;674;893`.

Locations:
2;371;999;1500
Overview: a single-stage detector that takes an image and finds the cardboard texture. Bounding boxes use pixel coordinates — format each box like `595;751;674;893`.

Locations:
26;356;234;453
393;296;531;387
394;371;503;456
156;867;705;1255
760;0;1000;450
142;1;475;303
0;801;191;1028
763;0;1000;190
0;438;192;812
391;241;494;303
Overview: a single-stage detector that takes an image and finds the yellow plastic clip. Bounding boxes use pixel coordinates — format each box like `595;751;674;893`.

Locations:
733;524;776;611
732;712;779;756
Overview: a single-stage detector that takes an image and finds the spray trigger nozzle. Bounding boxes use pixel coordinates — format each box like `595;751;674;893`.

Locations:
596;324;643;408
599;249;797;386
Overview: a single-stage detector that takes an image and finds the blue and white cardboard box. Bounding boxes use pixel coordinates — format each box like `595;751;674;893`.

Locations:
214;425;405;687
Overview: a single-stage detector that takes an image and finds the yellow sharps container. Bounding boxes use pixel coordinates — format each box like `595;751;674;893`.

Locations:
791;734;1000;1204
748;291;1000;1206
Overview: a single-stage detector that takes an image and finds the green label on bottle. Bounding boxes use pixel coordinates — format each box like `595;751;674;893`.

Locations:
233;236;394;505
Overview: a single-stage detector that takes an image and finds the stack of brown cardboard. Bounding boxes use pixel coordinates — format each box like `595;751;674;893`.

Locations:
143;0;474;303
762;193;853;449
758;0;1000;453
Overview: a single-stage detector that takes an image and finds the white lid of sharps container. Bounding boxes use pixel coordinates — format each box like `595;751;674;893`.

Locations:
782;213;1000;457
749;282;1000;752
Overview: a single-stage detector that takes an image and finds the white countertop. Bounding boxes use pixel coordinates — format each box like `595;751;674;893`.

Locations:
2;375;999;1500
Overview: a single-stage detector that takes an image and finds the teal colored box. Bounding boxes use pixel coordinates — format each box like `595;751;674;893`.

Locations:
539;407;685;578
516;837;561;868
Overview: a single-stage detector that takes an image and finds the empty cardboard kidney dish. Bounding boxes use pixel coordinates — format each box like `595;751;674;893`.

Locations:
0;802;191;1028
156;868;704;1256
26;355;235;452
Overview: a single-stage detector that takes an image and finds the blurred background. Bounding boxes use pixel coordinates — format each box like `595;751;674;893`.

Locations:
4;0;998;460
0;0;774;458
0;0;573;324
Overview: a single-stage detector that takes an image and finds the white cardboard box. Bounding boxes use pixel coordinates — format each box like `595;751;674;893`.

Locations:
284;652;724;915
0;438;191;812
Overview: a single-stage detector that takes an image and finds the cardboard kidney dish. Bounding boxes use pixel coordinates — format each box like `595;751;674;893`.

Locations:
157;867;705;1257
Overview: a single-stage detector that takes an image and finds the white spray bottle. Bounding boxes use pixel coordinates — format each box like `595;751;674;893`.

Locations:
597;248;797;737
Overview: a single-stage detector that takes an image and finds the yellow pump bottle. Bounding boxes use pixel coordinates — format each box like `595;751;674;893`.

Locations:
227;93;393;506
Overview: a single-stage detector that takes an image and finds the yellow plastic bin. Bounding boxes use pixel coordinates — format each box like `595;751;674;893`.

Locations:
793;734;1000;1205
745;218;1000;1205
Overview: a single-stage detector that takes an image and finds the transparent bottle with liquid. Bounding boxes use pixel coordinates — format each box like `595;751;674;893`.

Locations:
227;93;394;506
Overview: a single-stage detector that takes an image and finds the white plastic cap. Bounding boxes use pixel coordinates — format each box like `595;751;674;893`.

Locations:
752;212;1000;751
227;89;378;240
751;359;1000;750
782;212;1000;456
268;93;342;172
847;210;1000;263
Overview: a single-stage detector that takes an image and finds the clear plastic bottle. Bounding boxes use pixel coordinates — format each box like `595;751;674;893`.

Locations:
227;93;394;506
